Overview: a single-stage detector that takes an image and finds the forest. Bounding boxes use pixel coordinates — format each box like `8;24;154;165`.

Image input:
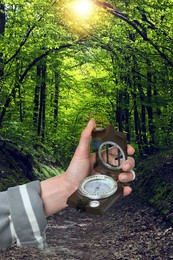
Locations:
0;0;173;258
0;0;173;173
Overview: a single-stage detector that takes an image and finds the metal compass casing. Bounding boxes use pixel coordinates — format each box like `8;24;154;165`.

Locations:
67;125;127;215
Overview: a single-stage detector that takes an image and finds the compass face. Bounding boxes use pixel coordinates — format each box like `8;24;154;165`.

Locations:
78;175;117;199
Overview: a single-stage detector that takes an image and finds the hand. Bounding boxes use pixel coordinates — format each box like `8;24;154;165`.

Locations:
65;119;135;196
41;119;135;217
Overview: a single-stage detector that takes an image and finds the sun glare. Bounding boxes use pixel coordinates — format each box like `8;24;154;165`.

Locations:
73;0;93;18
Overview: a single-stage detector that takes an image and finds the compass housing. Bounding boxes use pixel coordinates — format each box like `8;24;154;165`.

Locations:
67;125;127;215
92;125;127;177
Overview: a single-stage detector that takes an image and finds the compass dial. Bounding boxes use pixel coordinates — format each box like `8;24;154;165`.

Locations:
78;175;117;199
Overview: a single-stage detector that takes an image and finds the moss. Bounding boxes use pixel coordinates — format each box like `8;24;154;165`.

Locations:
161;209;170;215
33;161;64;180
0;144;63;191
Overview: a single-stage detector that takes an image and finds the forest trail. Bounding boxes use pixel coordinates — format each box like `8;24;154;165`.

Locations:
1;194;173;260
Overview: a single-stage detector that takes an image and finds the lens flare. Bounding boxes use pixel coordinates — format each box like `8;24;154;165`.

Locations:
73;0;93;18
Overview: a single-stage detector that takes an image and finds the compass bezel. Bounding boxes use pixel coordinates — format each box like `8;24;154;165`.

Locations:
78;175;118;200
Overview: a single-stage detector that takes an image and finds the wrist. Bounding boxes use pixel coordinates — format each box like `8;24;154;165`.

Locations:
40;173;78;217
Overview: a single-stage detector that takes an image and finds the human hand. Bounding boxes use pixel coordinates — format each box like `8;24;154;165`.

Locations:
65;119;135;196
41;119;135;217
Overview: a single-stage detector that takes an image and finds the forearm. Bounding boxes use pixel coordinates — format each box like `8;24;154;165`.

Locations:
40;173;78;217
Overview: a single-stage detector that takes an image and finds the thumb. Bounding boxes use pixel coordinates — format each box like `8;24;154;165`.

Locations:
74;118;96;158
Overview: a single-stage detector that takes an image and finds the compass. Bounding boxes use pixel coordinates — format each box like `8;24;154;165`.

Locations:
67;125;127;215
78;175;117;200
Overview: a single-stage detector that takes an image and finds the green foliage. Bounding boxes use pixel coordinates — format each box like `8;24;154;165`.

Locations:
33;162;64;180
0;0;173;166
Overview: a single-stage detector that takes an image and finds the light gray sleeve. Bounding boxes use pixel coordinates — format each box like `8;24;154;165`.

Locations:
0;190;13;249
0;181;47;250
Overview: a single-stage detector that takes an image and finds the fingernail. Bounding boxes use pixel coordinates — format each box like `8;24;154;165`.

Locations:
87;118;92;127
87;118;96;128
123;163;131;171
119;174;128;182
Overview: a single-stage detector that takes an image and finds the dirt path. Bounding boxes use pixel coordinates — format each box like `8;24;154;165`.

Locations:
1;195;173;260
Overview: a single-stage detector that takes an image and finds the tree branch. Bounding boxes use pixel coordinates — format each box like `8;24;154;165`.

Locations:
94;1;173;67
5;25;36;65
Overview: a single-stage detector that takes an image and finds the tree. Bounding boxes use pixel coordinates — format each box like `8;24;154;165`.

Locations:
0;3;5;77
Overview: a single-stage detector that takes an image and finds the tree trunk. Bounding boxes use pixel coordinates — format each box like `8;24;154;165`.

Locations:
136;75;150;154
130;62;143;154
54;71;60;129
116;89;123;132
37;62;46;141
33;66;41;127
146;59;155;151
0;4;5;78
41;66;46;141
122;77;131;142
15;58;23;122
132;86;143;155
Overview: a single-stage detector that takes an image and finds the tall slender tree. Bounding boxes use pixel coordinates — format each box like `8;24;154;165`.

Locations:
0;4;5;78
